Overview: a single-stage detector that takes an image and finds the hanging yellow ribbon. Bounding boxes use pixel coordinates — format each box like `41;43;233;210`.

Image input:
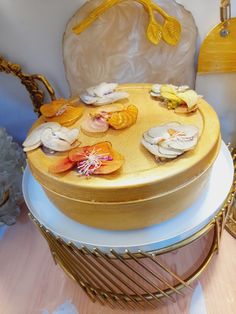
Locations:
72;0;181;46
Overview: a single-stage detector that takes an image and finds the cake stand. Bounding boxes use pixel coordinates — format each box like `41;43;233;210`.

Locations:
24;142;235;310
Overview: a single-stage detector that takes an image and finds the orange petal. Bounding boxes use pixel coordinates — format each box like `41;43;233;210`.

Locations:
108;105;138;129
46;106;84;126
40;99;66;117
94;150;124;174
50;142;123;175
69;146;91;162
49;157;75;174
92;141;113;155
69;142;113;162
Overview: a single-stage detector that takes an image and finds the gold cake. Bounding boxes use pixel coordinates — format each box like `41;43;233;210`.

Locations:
26;84;220;230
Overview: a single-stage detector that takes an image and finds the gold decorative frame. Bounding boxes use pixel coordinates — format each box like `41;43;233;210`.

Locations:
0;55;55;115
28;147;236;309
0;55;56;217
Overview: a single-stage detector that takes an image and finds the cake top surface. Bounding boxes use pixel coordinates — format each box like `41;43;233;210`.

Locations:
27;84;220;202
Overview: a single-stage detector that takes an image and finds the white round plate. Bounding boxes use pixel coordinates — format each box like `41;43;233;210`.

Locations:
23;142;234;253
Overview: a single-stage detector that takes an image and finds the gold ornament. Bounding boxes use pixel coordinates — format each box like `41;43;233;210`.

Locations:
73;0;181;46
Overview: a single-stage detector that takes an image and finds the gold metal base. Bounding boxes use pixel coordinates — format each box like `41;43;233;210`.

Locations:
226;208;236;238
28;146;236;309
225;145;236;238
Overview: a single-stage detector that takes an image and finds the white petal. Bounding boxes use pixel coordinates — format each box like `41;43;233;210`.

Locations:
142;138;178;159
41;129;71;152
150;91;160;97
81;115;109;133
23;141;41;152
157;146;179;159
81;82;128;106
86;82;118;97
158;142;184;157
33;122;61;131
147;122;180;138
94;82;118;97
95;91;129;105
143;131;166;145
80;93;98;104
167;136;198;151
141;138;159;155
158;145;183;156
55;128;79;144
151;84;162;94
23;122;61;147
177;85;189;92
86;85;99;97
175;125;199;138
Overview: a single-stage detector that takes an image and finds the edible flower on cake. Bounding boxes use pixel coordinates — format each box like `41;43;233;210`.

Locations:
150;84;201;113
81;113;109;134
142;122;199;161
81;103;138;134
49;141;124;176
80;82;129;106
108;104;138;129
23;122;80;152
40;98;84;126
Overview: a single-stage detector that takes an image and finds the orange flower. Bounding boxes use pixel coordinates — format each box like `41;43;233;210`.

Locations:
40;98;84;126
107;105;138;129
49;142;124;176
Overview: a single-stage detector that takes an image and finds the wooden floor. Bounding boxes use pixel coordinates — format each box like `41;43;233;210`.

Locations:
0;205;236;314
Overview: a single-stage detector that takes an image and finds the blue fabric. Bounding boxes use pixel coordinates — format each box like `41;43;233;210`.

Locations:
0;225;8;240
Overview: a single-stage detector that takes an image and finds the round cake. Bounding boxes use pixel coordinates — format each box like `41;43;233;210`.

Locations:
26;84;221;230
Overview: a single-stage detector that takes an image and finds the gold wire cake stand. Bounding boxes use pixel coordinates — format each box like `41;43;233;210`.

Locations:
26;145;236;310
1;55;235;310
225;147;236;239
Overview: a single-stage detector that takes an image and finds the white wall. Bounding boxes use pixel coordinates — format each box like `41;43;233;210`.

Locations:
0;0;235;142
